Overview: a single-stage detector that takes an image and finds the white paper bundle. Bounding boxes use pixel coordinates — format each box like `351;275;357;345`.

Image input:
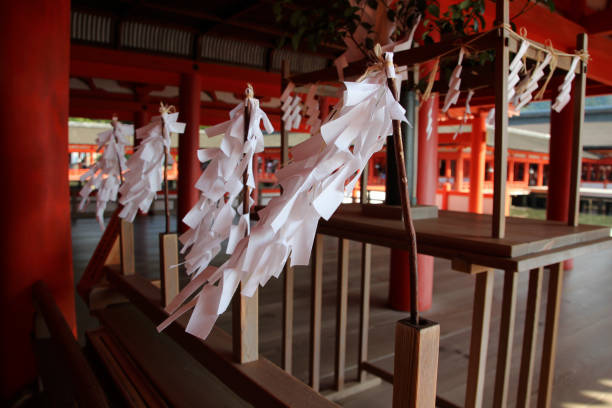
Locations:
453;89;474;140
179;93;274;280
158;52;408;340
304;85;322;133
280;82;303;131
512;53;552;111
426;99;434;141
508;40;530;102
552;56;580;113
78;117;131;230
442;48;465;112
118;109;185;222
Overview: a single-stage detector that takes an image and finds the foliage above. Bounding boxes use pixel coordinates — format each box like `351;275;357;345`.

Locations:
273;0;556;59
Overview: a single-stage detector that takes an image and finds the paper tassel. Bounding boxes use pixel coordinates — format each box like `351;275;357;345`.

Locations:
159;52;408;340
78;117;131;230
551;56;580;113
453;89;474;140
508;40;530;102
118;109;185;222
442;48;465;112
512;53;552;111
179;95;274;279
281;82;303;131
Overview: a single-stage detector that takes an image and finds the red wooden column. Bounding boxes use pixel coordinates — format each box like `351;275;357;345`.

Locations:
178;73;202;233
537;163;545;186
548;88;575;269
389;94;438;312
0;0;74;398
469;111;487;213
455;149;464;191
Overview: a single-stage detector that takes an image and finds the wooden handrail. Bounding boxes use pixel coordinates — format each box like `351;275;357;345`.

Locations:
32;280;109;408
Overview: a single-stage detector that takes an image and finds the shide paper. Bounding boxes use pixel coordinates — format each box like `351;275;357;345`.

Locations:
512;53;551;111
179;92;274;283
281;82;303;131
79;118;131;230
118;109;185;222
552;56;580;113
159;53;408;340
442;48;465;113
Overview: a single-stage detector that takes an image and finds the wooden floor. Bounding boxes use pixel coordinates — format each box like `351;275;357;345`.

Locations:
71;214;612;407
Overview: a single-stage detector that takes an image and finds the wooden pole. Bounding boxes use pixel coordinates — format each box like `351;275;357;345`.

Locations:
387;75;419;325
232;85;259;364
568;33;588;226
492;0;510;238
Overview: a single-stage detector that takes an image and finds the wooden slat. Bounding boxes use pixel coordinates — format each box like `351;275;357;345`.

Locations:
537;263;564;408
493;270;519;408
33;281;109;408
358;243;372;382
159;233;179;307
361;361;393;384
105;269;337;408
232;286;259;364
282;262;294;373
335;238;349;391
360;165;369;204
392;318;440;408
516;267;544;408
568;33;588;226
492;0;510;239
465;270;495;408
120;219;135;276
310;234;324;391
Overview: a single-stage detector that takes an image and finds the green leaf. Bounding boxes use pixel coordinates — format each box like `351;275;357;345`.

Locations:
427;3;439;17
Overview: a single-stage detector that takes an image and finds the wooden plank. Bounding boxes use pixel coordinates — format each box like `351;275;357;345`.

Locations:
492;0;510;239
537;263;564;408
568;33;588;226
232;285;259;364
360;165;369;204
358;243;372;382
282;262;294;373
310;234;323;391
392;318;440;408
32;281;109;408
493;270;518;408
335;238;349;391
323;378;382;402
361;361;393;384
120;219;135;276
465;270;495;408
105;270;337;408
159;233;179;308
516;267;544;408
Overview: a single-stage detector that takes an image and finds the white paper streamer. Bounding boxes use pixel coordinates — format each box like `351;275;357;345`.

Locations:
453;89;475;140
179;95;274;278
159;53;408;340
426;100;434;141
508;40;530;102
304;84;322;133
512;53;552;111
78;118;131;230
551;56;580;113
118;110;185;222
281;83;303;131
442;48;465;112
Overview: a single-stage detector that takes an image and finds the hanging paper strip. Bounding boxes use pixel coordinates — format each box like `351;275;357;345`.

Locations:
280;82;303;131
304;85;322;134
512;53;552;111
508;40;530;102
118;110;185;222
453;89;475;140
442;48;465;113
158;52;408;340
551;56;580;113
78;117;131;230
179;95;274;280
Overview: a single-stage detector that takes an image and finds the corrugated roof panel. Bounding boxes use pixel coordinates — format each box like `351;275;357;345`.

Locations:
121;21;193;56
71;11;112;44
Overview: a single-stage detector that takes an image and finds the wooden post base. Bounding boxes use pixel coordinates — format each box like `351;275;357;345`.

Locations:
392;318;440;408
232;286;259;364
159;233;179;308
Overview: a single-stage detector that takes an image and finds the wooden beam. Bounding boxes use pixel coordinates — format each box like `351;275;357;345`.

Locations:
159;233;179;308
358;243;372;382
335;238;350;391
310;234;324;391
493;270;518;408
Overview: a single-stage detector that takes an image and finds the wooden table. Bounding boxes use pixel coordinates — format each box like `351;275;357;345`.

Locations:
318;206;612;408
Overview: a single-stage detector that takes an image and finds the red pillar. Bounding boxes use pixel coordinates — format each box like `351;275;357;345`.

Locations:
0;0;73;398
389;94;438;312
454;149;464;191
537;163;544;186
469;112;487;213
178;73;202;233
547;88;575;269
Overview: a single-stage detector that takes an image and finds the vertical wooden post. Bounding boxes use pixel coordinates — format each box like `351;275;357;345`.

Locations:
335;238;349;391
310;234;323;391
492;0;510;238
392;318;440;408
280;60;294;373
358;242;372;382
159;233;179;308
465;270;495;408
233;87;259;364
120;219;135;276
568;34;588;226
493;270;518;408
516;267;543;408
537;263;564;408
